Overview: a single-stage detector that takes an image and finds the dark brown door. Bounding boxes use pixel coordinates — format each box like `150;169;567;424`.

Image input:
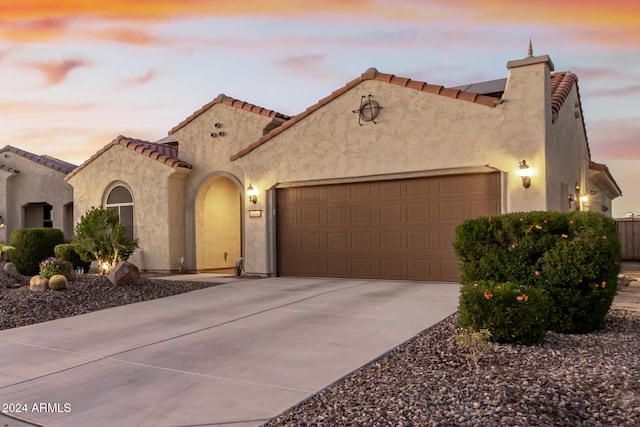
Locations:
276;173;500;281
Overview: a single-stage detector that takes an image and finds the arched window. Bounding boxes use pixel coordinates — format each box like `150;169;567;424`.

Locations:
106;185;134;239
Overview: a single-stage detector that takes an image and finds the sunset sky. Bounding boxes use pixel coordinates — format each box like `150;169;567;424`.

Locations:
1;0;638;217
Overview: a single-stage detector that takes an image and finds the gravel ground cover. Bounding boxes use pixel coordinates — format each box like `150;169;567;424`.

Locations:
0;271;225;331
264;311;640;427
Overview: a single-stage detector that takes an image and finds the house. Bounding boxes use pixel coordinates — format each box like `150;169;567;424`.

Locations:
65;49;621;281
0;145;76;244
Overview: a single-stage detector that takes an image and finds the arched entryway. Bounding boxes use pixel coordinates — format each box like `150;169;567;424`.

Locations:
194;175;242;271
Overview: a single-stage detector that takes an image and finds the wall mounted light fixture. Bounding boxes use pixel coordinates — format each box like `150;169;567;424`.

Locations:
0;216;4;228
247;183;258;204
518;159;531;188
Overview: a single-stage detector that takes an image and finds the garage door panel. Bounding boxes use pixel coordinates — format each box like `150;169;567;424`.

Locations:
327;258;348;276
351;259;373;276
301;233;321;249
407;231;430;250
407;259;431;279
351;206;373;223
351;182;373;198
327;206;347;224
327;232;347;249
352;232;372;249
380;231;402;250
380;259;403;278
380;204;403;222
327;184;347;200
407;202;430;222
439;201;466;222
276;173;500;281
471;199;500;217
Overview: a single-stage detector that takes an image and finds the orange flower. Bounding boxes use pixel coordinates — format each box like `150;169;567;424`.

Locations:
602;281;607;288
602;236;607;240
614;260;619;265
578;278;583;283
535;271;541;276
483;289;493;299
516;294;529;302
535;224;542;230
561;234;568;239
489;322;494;326
543;219;548;223
569;220;573;224
517;295;524;301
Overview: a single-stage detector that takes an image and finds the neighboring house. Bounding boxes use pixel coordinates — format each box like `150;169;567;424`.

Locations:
0;145;76;243
66;50;621;281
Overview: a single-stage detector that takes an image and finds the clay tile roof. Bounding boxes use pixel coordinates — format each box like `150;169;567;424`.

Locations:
169;94;291;135
0;145;76;174
550;72;578;115
231;68;497;161
590;161;622;197
65;135;191;181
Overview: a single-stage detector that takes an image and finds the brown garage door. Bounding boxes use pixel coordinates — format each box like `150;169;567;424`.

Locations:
276;172;500;281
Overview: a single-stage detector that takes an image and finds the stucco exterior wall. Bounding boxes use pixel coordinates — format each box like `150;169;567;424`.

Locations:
67;145;189;271
0;169;13;244
234;60;552;274
171;104;274;270
0;153;74;240
546;86;588;212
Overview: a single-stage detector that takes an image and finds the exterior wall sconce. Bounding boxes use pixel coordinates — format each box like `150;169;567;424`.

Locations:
518;160;531;188
0;216;4;228
247;183;258;204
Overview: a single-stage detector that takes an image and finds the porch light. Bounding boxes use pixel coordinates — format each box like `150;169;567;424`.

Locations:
247;183;258;204
580;195;589;203
518;160;531;188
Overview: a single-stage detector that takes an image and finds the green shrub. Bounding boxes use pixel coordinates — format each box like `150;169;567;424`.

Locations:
39;257;74;280
454;211;621;334
8;228;65;275
459;280;549;345
71;207;138;274
48;274;68;291
55;244;91;273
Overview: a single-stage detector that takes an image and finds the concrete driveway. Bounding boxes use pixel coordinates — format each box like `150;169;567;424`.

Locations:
0;277;459;427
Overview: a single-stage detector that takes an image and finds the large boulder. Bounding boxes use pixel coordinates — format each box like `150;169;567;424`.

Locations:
3;262;19;278
108;261;142;286
29;275;49;292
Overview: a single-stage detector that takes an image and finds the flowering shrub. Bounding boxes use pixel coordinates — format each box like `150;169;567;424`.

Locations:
454;211;621;334
39;257;73;280
459;280;548;345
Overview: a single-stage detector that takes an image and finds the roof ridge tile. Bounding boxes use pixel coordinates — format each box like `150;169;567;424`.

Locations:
169;95;291;135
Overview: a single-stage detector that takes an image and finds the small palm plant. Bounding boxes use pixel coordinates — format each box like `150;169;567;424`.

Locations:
71;207;138;274
0;242;15;263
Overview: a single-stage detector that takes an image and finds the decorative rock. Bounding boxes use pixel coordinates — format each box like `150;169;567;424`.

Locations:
3;262;19;278
108;261;142;286
29;275;49;292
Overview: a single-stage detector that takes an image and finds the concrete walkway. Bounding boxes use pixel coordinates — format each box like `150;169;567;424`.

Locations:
0;277;459;427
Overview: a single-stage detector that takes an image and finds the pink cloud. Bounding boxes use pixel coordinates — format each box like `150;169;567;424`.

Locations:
22;58;92;87
589;119;640;160
113;69;157;91
278;54;329;78
90;27;162;45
